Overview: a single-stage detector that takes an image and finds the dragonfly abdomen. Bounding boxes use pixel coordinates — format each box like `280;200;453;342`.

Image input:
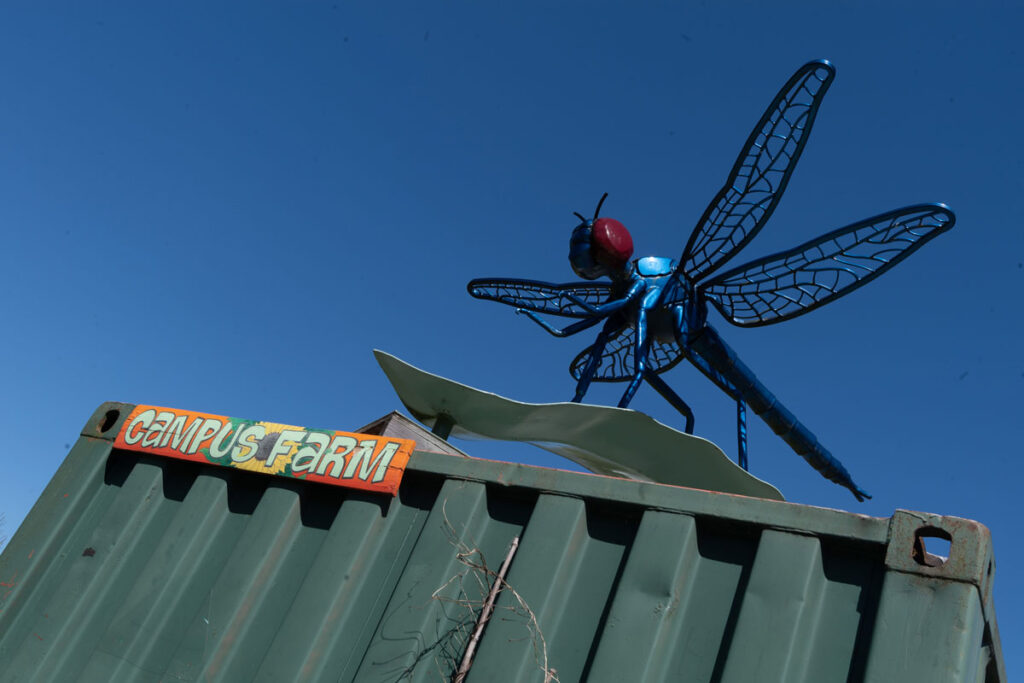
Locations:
689;325;870;501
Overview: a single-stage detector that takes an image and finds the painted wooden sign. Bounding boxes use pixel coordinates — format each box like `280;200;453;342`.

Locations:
114;405;414;495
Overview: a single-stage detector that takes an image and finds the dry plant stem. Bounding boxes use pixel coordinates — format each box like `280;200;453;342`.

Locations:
433;501;557;682
453;536;520;683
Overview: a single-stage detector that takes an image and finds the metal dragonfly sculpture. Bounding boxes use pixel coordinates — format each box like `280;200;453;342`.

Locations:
467;60;954;501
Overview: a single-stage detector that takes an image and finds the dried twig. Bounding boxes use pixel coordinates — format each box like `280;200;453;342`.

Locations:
432;501;559;683
453;536;518;682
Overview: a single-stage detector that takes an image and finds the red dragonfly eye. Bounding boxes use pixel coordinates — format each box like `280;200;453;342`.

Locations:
592;217;633;268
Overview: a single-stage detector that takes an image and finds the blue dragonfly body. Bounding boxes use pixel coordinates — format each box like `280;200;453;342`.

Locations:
468;61;954;501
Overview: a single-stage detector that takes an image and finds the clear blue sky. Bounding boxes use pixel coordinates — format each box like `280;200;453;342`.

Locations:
1;2;1020;674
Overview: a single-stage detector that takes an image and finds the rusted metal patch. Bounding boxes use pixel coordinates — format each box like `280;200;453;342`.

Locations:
114;405;415;496
885;510;994;601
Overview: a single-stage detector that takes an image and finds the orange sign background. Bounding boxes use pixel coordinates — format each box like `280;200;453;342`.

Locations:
114;405;414;495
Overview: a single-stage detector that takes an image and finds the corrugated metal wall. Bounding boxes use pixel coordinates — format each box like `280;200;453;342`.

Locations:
0;403;1005;682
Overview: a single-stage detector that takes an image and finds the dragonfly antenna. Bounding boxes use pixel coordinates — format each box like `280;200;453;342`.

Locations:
593;192;609;220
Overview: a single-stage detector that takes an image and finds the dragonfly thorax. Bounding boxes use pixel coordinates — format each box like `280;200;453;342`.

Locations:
633;256;675;277
628;258;707;340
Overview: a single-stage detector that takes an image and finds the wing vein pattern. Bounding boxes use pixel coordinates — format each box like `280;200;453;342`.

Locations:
467;278;614;318
682;61;834;280
570;325;686;381
700;204;954;326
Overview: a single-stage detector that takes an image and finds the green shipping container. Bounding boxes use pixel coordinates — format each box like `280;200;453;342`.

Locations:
0;403;1005;682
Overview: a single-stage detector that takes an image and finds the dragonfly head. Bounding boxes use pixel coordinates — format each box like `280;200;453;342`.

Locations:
569;193;634;280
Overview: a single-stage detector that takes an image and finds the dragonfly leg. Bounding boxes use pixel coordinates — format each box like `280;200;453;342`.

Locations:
572;317;618;402
618;292;658;408
517;309;604;338
618;365;647;408
737;399;748;470
644;369;694;434
674;305;749;468
688;352;749;469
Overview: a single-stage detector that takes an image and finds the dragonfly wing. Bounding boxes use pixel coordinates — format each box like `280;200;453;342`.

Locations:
570;326;687;381
699;204;955;327
681;61;835;281
467;278;614;318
